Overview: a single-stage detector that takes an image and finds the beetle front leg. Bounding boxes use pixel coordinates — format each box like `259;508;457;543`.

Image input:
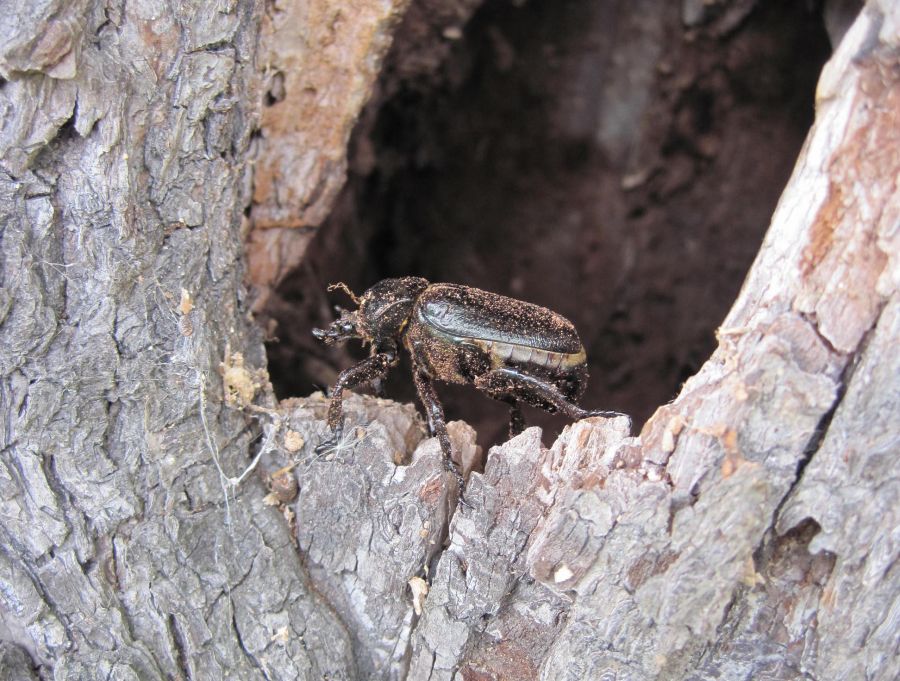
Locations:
317;350;397;452
412;367;465;493
326;352;396;428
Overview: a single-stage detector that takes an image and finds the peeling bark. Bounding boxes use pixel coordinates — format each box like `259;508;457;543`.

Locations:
1;2;897;681
245;0;486;313
245;0;413;312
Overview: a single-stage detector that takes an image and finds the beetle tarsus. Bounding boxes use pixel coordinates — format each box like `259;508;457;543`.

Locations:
315;417;345;455
583;409;629;420
314;437;335;456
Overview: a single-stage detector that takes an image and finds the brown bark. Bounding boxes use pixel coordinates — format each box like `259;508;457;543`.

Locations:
1;1;897;681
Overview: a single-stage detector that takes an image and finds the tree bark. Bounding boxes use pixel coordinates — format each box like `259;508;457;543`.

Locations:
1;2;897;681
0;1;362;678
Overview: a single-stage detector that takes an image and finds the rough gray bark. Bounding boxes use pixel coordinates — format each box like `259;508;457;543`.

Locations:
1;3;897;681
0;1;359;678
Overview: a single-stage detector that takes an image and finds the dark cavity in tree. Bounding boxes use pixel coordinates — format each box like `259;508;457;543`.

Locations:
262;0;831;449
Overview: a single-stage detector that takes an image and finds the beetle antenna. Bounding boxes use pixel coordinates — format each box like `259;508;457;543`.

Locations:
328;282;361;306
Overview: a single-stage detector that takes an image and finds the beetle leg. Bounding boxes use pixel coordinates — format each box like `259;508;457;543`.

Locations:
412;369;448;443
476;368;626;423
474;374;534;434
315;350;397;454
367;345;390;398
327;351;397;428
508;399;526;437
412;366;466;494
497;396;525;438
583;407;630;419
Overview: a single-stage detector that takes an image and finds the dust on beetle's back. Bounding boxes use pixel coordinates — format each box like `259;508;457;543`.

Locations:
403;284;587;384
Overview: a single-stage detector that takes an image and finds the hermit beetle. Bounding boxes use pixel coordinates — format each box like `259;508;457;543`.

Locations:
313;278;625;488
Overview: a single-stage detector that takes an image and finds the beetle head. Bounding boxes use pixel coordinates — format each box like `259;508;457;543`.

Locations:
317;277;428;346
312;306;361;345
313;277;429;346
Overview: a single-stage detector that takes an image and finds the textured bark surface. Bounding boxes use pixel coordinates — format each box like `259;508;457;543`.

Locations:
1;2;898;681
0;1;355;678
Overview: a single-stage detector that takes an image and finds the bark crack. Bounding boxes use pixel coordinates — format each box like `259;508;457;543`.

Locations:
230;601;268;679
774;300;886;528
167;613;192;681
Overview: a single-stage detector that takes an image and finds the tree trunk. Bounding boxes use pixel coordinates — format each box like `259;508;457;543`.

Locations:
0;1;363;678
1;2;897;681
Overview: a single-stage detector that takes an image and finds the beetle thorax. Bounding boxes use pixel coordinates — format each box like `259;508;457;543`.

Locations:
357;277;429;343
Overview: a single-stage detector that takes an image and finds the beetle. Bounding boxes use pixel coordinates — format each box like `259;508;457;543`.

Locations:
312;277;625;488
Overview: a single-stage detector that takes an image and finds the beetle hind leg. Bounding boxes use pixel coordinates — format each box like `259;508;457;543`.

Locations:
475;368;627;425
496;396;525;438
474;374;530;438
584;407;629;419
